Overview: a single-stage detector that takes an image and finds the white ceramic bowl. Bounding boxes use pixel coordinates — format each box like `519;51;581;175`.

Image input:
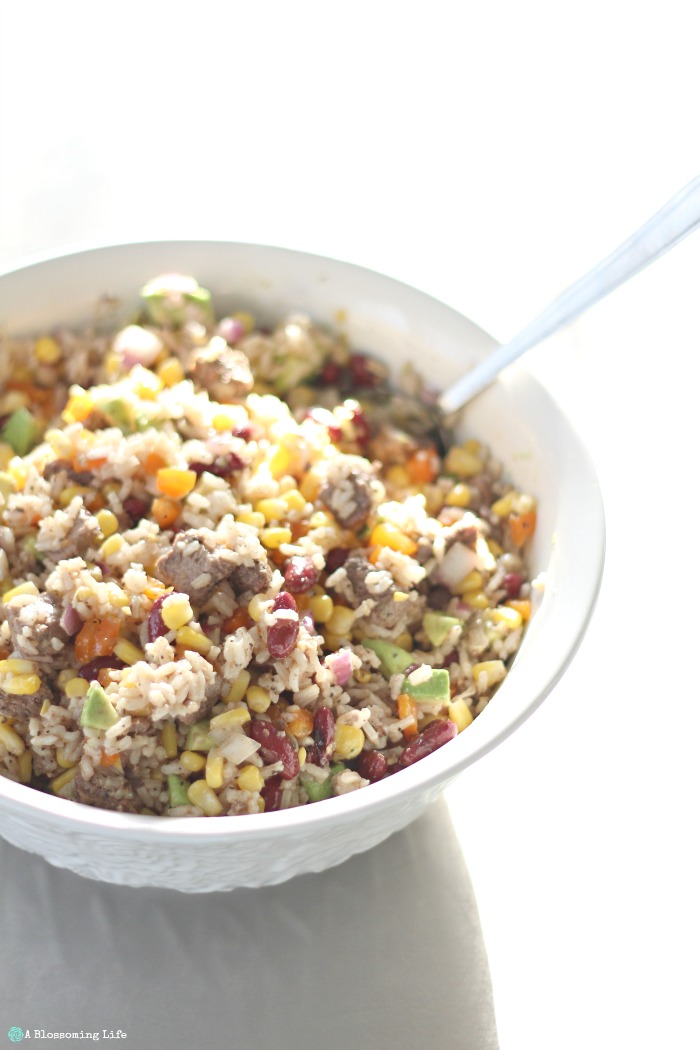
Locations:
0;241;605;892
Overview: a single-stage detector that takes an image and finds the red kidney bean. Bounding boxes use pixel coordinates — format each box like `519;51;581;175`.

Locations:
502;572;524;599
147;594;169;642
232;423;254;441
308;706;335;767
324;547;350;574
248;721;299;780
354;750;387;782
260;774;284;812
343;399;371;448
78;655;127;681
266;592;299;660
398;719;458;768
320;361;342;385
303;407;343;443
283;556;319;594
123;496;149;524
348;353;378;388
188;452;244;477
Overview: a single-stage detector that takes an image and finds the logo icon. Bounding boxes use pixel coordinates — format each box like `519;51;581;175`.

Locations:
7;1030;24;1043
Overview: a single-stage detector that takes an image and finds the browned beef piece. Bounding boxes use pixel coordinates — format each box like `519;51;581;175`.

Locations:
189;344;253;403
445;521;478;551
5;594;71;664
63;506;101;557
228;560;272;598
0;681;53;720
319;470;373;531
42;459;94;487
73;767;141;813
155;531;237;605
341;554;421;633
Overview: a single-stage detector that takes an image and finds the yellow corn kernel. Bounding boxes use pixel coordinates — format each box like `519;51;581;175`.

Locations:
210;705;251;729
333;724;365;760
487;539;504;558
156;356;185;387
472;659;507;691
446;483;472;508
205;752;225;790
395;631;414;652
308;510;332;529
232;310;255;334
246;685;271;713
62;390;95;424
8;461;27;490
287;707;314;738
0;442;15;470
225;670;252;705
161;722;178;759
299;471;322;502
322;632;344;652
0;722;26;755
444;446;483;478
3;581;40;603
506;598;531;621
369;522;418;557
326;605;354;637
261;526;292;550
114;639;145;666
55;747;77;770
136;369;163;400
309;593;333;624
393;591;409;602
0;469;17;498
108;589;131;610
268;444;292;478
385;464;411;487
210;412;234;431
466;591;490;610
0;658;37;675
460;570;483;595
3;674;41;696
180;750;207;772
247;594;268;622
65;677;89;698
100;534;124;558
33;335;62;364
18;749;32;783
298;746;307;767
96;509;119;538
354;668;372;684
161;594;194;631
490;605;523;630
51;765;78;794
187;778;223;816
237;510;267;530
175;626;212;654
0;391;29;413
491;491;516;518
448;698;474;733
237;765;265;793
58;485;92;508
40;698;52;716
255;497;288;523
282;488;306;513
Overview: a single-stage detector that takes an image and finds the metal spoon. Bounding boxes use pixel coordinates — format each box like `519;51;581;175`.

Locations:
371;176;700;449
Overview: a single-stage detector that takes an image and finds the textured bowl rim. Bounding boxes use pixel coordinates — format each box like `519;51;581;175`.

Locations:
0;238;606;843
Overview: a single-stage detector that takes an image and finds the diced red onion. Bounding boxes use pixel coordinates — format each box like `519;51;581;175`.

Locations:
113;325;163;368
325;649;353;686
60;604;83;636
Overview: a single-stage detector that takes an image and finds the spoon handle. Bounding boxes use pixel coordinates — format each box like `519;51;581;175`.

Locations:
439;175;700;414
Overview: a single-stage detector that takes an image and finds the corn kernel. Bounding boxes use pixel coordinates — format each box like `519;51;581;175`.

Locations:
187;778;223;816
205;752;225;790
246;685;271;713
268;444;292;478
287;708;314;738
326;605;355;637
100;534;124;558
161;722;178;758
56;747;77;770
161;594;194;631
247;594;268;622
395;631;414;651
18;749;32;783
490;605;523;629
40;698;52;716
471;659;506;691
459;570;483;595
156;357;185;387
444;446;483;478
114;639;145;665
487;538;504;558
299;471;322;502
136;368;163;400
0;442;15;470
446;483;472;508
308;510;332;529
65;677;89;699
333;723;365;760
506;598;531;621
175;626;212;654
156;467;197;499
237;765;264;793
96;509;119;538
0;391;29;412
309;593;334;624
354;668;373;684
58;485;92;508
0;658;37;675
210;706;251;729
180;750;207;772
51;766;78;794
466;591;490;610
255;497;288;523
3;673;41;695
57;668;77;689
491;491;516;518
3;581;39;603
261;526;292;549
385;464;411;487
8;462;27;490
0;722;26;755
225;670;252;705
393;591;409;602
448;698;474;732
298;746;307;767
236;510;267;530
322;632;344;652
282;488;306;513
33;335;62;364
211;412;235;432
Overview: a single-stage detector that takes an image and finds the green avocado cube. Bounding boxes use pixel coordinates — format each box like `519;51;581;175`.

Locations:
167;774;190;808
79;682;119;729
423;611;462;647
362;639;415;678
1;407;41;456
402;668;451;704
184;719;214;752
304;776;333;803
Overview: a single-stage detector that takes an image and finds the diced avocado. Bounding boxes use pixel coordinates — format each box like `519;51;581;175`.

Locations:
402;668;451;704
102;399;134;434
1;407;42;456
304;776;333;803
184;719;214;752
363;639;415;678
167;774;190;807
140;274;213;327
329;762;345;777
423;611;462;647
79;682;119;729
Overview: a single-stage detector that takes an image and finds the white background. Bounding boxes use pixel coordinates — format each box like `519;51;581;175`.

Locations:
2;2;700;1048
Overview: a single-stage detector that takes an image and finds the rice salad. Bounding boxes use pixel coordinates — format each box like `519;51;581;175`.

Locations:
0;274;537;817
